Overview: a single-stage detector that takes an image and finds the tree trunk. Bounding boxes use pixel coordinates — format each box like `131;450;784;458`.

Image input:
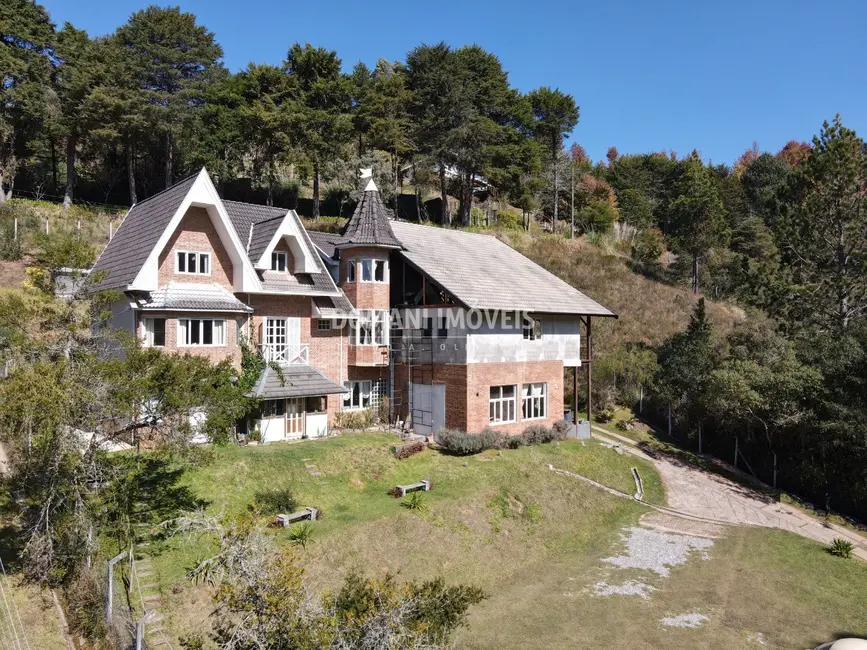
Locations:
165;130;173;188
126;137;137;205
312;161;320;219
461;172;472;227
553;152;559;229
413;161;423;221
692;253;699;294
393;152;400;218
51;138;58;196
63;134;76;210
438;162;449;225
0;171;7;204
266;160;274;207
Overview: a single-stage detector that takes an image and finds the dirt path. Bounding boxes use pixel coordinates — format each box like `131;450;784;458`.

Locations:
592;427;867;560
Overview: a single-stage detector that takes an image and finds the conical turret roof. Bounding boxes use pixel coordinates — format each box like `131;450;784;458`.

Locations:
337;178;402;249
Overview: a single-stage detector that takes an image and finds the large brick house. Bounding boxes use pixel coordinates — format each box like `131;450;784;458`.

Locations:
91;168;614;441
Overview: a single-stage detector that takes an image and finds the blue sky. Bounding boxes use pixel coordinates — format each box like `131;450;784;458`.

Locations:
43;0;867;165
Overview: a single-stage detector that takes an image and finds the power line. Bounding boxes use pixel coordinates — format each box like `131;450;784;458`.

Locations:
0;559;30;650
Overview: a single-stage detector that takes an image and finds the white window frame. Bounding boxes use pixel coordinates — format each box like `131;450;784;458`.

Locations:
353;309;388;346
489;385;517;425
343;380;372;410
178;318;226;347
175;251;211;276
522;383;548;421
356;258;388;283
271;251;288;272
142;317;166;348
346;259;356;283
523;317;543;340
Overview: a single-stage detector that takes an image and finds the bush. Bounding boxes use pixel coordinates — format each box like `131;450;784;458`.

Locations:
520;424;565;445
65;570;108;641
289;522;314;549
827;538;854;559
436;427;503;455
402;491;428;512
0;225;22;261
253;487;297;515
596;409;615;423
632;227;665;266
395;440;425;460
552;419;571;437
334;408;375;430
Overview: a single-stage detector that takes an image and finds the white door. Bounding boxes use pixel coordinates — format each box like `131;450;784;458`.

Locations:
265;318;287;361
286;398;303;439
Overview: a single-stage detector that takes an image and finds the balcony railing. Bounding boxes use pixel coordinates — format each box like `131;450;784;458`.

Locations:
259;343;309;364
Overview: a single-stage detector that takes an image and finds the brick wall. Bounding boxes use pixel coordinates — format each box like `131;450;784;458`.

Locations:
466;360;564;435
348;344;388;366
137;312;243;367
247;295;349;425
339;246;391;310
158;207;234;287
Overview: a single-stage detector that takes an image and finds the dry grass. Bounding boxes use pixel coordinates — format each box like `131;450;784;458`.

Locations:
495;231;744;355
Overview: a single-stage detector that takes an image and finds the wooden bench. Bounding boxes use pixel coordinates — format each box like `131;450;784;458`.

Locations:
275;507;318;527
395;478;431;497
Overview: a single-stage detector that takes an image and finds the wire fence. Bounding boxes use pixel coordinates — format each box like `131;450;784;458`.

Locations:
0;558;31;650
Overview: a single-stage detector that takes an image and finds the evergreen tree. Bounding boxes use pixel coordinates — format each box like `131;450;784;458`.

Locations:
0;0;55;202
283;43;352;218
114;6;224;188
527;87;579;228
779;115;867;333
669;157;729;294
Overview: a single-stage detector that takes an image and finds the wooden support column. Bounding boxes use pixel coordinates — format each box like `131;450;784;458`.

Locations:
586;316;593;424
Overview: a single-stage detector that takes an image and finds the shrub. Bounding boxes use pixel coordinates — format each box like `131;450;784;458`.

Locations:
402;491;428;512
334;408;375;430
253;487;297;515
289;522;314;549
596;408;615;423
436;428;503;455
395;440;425;460
64;570;108;641
0;225;22;261
552;419;571;437
827;538;854;559
520;424;565;445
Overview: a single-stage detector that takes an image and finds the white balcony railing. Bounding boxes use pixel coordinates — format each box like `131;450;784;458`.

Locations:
259;343;309;364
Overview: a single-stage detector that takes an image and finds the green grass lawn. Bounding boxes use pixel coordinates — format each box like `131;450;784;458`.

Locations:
145;433;867;649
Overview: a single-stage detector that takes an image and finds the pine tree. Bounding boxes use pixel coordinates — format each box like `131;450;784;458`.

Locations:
283;43;352;218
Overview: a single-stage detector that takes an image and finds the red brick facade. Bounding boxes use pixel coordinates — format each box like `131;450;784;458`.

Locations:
158;207;234;287
339;246;391;310
136;313;243;366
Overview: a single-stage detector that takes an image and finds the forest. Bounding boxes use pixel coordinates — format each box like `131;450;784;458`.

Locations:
2;0;867;606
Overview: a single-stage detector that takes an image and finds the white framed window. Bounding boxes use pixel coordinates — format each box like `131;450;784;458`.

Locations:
343;380;372;410
523;317;542;340
143;317;166;347
317;319;331;331
489;385;517;424
355;258;387;283
262;399;285;418
346;260;356;283
522;383;547;420
352;310;388;346
176;251;211;275
271;251;287;272
178;318;226;346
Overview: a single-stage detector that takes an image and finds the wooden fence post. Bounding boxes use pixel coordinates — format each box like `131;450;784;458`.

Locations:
12;218;17;241
45;218;49;234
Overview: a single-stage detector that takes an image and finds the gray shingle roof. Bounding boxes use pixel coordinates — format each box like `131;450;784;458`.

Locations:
390;221;616;317
223;200;287;249
247;215;284;263
307;231;340;259
338;190;402;249
259;270;337;294
251;363;348;399
91;175;198;290
312;295;356;319
138;283;253;313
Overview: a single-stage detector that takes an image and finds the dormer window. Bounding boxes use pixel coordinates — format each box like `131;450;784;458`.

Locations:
271;251;288;272
176;251;210;275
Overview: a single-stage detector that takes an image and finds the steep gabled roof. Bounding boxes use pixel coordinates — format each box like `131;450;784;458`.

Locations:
338;184;402;249
390;221;616;317
247;215;284;262
223;201;286;251
91;175;198;290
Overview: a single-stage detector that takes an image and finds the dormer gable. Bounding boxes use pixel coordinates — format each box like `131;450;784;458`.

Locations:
248;209;320;274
